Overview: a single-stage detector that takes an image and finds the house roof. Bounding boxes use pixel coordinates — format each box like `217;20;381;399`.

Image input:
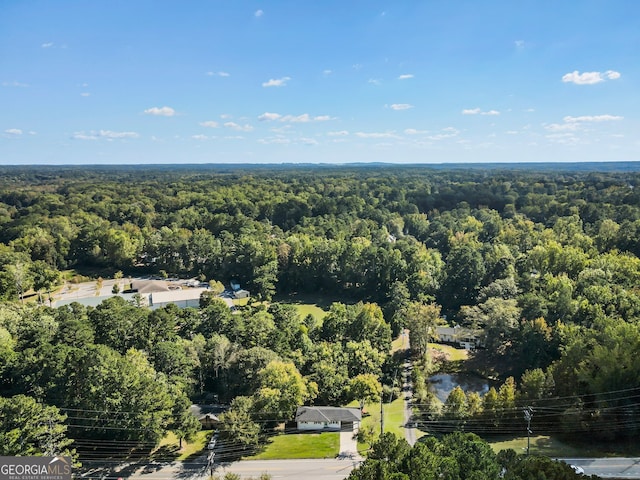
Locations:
295;406;361;423
436;326;458;336
151;288;207;304
132;280;170;293
189;404;224;421
54;293;149;309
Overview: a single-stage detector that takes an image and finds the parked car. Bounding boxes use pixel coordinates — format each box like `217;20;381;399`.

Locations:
571;465;584;475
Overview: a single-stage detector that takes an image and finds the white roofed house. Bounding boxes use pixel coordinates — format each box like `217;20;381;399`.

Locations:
149;288;208;309
295;406;361;432
435;325;484;350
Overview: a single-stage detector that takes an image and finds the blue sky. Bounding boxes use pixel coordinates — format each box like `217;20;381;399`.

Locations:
1;1;638;164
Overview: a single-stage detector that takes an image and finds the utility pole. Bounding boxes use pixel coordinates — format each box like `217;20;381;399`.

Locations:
380;395;384;435
523;406;533;456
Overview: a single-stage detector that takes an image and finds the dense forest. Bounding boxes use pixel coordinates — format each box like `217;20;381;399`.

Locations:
1;164;640;458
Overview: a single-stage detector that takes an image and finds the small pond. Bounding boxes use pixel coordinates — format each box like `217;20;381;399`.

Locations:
428;373;492;403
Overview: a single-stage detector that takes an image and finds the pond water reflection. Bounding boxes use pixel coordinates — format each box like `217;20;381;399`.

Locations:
429;373;491;403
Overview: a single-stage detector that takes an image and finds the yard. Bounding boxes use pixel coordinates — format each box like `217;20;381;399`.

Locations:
354;398;406;454
246;432;339;460
155;430;210;461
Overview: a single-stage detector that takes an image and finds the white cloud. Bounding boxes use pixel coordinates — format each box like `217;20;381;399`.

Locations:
220;114;232;119
352;64;363;70
41;42;54;48
255;9;264;17
355;131;399;139
200;121;219;128
328;130;349;136
144;106;176;116
99;130;139;139
191;134;208;140
283;114;311;123
398;74;414;80
390;103;413;111
2;81;29;87
261;112;333;123
224;121;253;132
270;125;292;133
5;129;23;135
562;70;621;85
515;40;526;49
462;108;500;115
258;137;291;145
404;128;429;135
323;69;332;76
544;113;622;133
206;71;230;77
262;76;290;87
564;114;623;123
301;137;319;146
545;123;580;132
72;130;139;140
428;128;460;141
80;92;90;97
259;112;282;121
368;78;381;86
72;132;98;140
546;133;579;145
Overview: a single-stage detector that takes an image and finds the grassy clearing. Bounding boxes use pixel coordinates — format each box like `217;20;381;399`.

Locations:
354;397;407;453
289;303;327;321
247;432;339;459
428;343;469;362
488;435;583;457
384;398;407;439
155;430;210;461
272;292;356;310
489;435;640;458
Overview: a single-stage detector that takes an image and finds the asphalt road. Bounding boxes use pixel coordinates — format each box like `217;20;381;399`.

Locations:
79;456;640;480
212;459;361;480
560;458;640;479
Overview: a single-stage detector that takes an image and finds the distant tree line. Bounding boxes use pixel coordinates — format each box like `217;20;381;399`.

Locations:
1;165;640;453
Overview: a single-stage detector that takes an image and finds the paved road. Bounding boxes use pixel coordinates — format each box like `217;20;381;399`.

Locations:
213;459;361;480
80;456;640;480
400;330;417;447
560;458;640;479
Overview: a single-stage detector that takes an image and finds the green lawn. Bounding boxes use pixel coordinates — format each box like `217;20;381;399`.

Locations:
289;303;327;321
155;430;210;461
354;398;407;453
489;435;640;457
488;435;583;457
428;343;469;362
247;432;339;459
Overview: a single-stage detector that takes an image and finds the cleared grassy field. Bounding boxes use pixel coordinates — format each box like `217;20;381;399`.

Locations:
156;430;210;461
354;398;406;453
428;343;469;362
488;435;583;457
289;303;327;321
247;432;339;459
